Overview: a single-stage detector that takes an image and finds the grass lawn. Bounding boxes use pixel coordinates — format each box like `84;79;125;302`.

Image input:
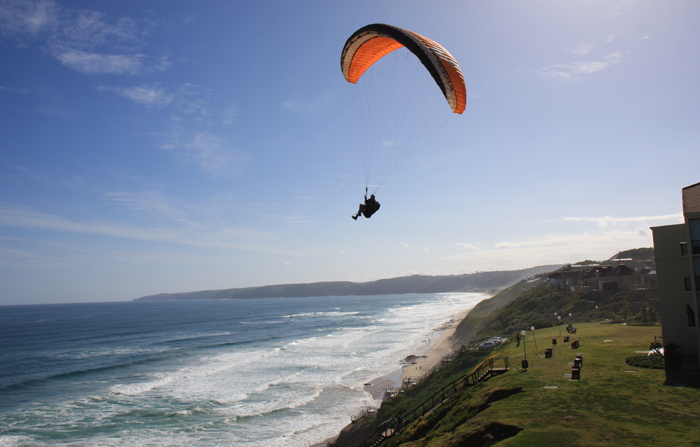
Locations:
390;322;700;447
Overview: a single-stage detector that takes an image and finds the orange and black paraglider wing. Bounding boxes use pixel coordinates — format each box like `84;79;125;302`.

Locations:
341;23;467;114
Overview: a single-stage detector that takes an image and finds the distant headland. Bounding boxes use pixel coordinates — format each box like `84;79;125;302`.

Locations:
134;265;560;301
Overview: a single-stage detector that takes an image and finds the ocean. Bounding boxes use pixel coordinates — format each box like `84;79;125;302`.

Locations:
0;292;487;447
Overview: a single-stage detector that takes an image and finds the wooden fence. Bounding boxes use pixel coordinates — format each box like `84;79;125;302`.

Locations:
354;356;509;447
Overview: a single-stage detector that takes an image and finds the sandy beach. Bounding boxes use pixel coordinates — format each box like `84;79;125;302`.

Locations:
314;309;474;447
359;308;471;401
400;309;470;381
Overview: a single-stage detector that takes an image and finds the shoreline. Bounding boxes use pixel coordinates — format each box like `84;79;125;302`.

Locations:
364;308;470;397
313;308;474;447
400;309;469;381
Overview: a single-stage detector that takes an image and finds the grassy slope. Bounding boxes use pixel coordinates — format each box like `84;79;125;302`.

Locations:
449;280;542;348
332;255;689;447
387;323;700;447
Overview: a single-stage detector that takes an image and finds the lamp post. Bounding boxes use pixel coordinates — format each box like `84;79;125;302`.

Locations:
558;315;562;336
531;326;538;350
521;329;528;369
568;313;573;332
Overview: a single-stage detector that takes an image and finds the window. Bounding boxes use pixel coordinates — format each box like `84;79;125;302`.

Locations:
685;277;692;291
688;305;697;327
681;242;688;256
690;219;700;253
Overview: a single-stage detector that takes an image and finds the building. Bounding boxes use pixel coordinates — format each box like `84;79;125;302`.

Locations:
547;263;655;294
651;182;700;368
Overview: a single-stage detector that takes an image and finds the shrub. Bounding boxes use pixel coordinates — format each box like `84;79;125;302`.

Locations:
625;353;665;369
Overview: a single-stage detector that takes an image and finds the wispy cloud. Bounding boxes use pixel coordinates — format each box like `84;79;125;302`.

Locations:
106;191;188;221
161;130;248;176
0;0;59;37
455;242;481;252
101;83;214;118
0;85;29;94
97;81;245;176
448;213;681;272
538;30;626;83
564;213;683;227
54;49;145;75
0;201;276;253
283;91;332;114
448;228;653;272
569;43;595;57
539;52;623;83
100;83;175;109
0;0;165;75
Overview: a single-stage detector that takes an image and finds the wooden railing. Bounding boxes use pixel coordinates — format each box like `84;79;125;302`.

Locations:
354;357;509;447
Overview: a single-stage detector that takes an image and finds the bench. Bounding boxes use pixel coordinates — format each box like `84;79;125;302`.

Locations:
571;367;581;380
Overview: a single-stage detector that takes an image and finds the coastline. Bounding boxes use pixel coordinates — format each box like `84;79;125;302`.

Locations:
401;309;470;381
313;308;474;447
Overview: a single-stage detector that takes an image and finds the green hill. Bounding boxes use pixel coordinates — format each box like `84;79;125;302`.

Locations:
329;258;700;447
374;322;699;447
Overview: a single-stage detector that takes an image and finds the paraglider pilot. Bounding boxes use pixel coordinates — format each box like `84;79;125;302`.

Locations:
352;189;380;220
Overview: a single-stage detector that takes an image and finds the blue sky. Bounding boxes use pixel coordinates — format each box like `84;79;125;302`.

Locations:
1;0;697;305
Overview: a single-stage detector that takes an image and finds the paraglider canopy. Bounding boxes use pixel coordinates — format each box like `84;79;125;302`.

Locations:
341;23;466;114
341;23;467;197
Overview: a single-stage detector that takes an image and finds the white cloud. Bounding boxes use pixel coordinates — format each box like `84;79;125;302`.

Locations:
540;28;625;85
448;228;654;272
0;0;165;75
221;106;238;126
105;84;175;108
185;132;238;174
59;10;137;46
569;43;594;57
0;0;59;36
0;202;176;242
539;52;623;82
446;213;683;273
160;131;248;177
54;49;144;75
0;202;275;253
101;83;213;117
0;85;29;94
106;191;187;221
564;213;682;228
283;92;332;114
172;84;211;116
456;242;481;252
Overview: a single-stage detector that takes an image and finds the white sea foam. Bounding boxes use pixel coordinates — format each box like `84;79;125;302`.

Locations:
0;436;31;447
282;310;362;319
2;292;488;447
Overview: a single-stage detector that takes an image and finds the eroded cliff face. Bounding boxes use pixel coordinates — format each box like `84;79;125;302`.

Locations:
324;417;377;447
